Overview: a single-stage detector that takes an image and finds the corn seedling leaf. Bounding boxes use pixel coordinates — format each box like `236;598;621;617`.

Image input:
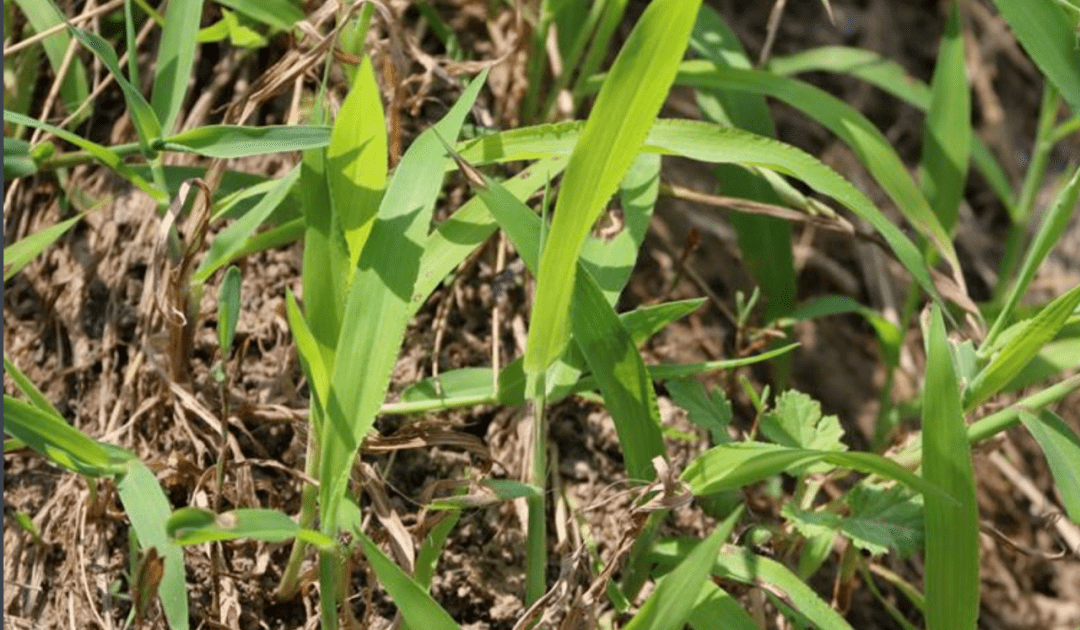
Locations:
162;125;331;158
328;55;387;273
1020;409;1080;523
525;0;701;378
918;1;971;234
966;283;1080;410
921;305;979;630
151;0;204;134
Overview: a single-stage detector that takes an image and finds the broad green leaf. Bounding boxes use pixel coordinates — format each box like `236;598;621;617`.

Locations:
783;484;923;557
986;167;1080;346
328;56;387;272
319;72;488;535
651;541;855;630
682;441;945;500
167;507;334;549
66;26;162;150
525;0;701;378
193;164;301;284
991;0;1080;115
152;0;205;134
4;110;166;204
666;379;732;444
624;521;728;630
1020;409;1080;523
921;305;979;630
919;1;971;234
117;459;189;630
4;137;37;178
355;529;461;630
216;266;241;355
3;395;124;477
966;283;1080;410
162;125;332;158
669;62;961;281
11;0;89;124
4;211;85;281
760;389;846;455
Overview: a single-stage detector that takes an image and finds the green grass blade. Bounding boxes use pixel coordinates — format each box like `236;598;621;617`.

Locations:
966;283;1080;410
354;529;461;630
682;441;945;500
767;46;1016;216
328;56;387;272
991;0;1080;115
687;581;759;630
167;507;335;549
284;287;330;412
116;459;189;630
193;164;300;284
66;26;162;149
919;0;971;234
4;137;37;178
624;523;728;630
319;72;488;534
525;0;701;377
215;0;302;30
985;167;1080;346
670;62;960;279
921;305;979;630
3;395;123;477
162;125;331;158
1020;409;1080;522
4;356;63;417
12;0;90;124
4;110;166;204
410;156;568;317
579;152;660;303
3;212;85;282
447;145;665;481
647;120;946;311
151;0;205;134
216;266;241;355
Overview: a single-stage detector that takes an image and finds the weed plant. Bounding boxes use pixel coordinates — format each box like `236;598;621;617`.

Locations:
4;0;1080;629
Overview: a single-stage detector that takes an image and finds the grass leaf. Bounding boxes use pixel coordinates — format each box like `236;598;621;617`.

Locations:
991;0;1080;115
921;305;979;630
4;212;85;282
151;0;205;134
167;507;335;549
1020;409;1080;523
525;0;700;377
162;125;331;158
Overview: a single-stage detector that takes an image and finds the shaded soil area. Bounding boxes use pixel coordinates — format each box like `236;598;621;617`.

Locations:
5;1;1079;629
